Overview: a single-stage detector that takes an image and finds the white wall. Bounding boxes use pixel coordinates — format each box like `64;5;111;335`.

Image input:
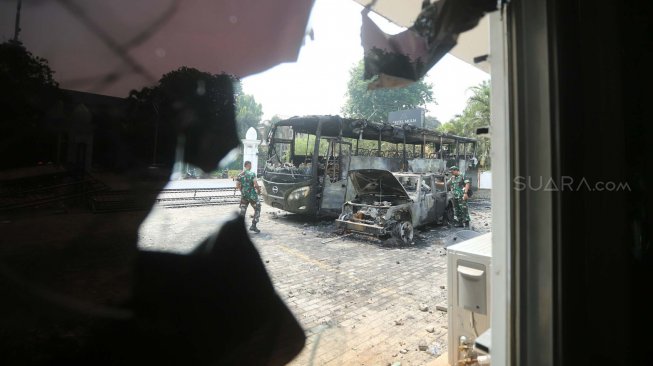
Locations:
479;171;492;189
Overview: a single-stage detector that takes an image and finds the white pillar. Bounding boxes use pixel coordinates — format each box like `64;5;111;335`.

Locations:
241;127;261;174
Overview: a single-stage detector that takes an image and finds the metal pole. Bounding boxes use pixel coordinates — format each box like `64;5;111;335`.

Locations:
422;133;426;158
402;136;406;171
304;133;310;161
13;0;22;42
378;131;382;157
357;130;362;156
312;119;324;213
463;143;468;174
290;129;295;161
439;136;443;159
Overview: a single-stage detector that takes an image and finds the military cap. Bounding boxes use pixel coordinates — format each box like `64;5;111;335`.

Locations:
449;166;459;171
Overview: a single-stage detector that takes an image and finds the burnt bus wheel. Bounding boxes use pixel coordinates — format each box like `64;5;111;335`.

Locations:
392;221;414;245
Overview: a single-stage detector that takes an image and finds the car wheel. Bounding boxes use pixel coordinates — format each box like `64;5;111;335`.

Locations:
443;203;455;226
392;221;414;245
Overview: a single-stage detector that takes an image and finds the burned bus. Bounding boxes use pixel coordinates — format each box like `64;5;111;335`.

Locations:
261;115;477;216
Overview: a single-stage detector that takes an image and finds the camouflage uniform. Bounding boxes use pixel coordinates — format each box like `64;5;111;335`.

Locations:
237;170;261;230
449;173;471;226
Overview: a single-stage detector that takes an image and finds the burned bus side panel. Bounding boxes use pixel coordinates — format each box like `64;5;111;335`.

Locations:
262;115;477;217
349;156;402;171
408;158;446;174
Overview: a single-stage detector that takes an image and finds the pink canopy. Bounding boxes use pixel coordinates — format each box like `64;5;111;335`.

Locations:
0;0;315;97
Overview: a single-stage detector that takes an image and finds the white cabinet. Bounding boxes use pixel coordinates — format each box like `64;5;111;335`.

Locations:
447;233;492;365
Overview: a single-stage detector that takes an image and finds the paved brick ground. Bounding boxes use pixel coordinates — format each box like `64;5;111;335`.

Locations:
1;179;489;365
254;212;451;366
140;199;491;365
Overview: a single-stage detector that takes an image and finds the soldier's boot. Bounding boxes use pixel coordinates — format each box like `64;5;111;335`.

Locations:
249;202;261;233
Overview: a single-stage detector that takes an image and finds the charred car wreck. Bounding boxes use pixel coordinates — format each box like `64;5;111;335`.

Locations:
336;169;454;245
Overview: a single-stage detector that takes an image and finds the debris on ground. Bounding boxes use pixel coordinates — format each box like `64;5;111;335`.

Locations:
429;343;442;356
320;232;353;244
418;340;428;351
394;319;404;326
436;305;448;312
426;327;435;333
418;303;429;312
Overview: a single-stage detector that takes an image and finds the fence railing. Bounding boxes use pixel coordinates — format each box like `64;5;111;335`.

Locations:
90;187;241;212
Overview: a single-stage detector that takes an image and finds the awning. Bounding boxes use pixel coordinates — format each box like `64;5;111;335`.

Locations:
0;0;315;97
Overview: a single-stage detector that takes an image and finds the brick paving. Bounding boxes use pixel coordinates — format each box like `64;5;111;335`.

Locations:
1;184;489;365
138;198;491;365
253;213;451;366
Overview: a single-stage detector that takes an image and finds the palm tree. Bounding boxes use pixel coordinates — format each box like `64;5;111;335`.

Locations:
438;80;491;168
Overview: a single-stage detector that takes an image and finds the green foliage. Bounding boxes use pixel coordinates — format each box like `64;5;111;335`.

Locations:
342;60;435;123
438;80;491;168
351;139;401;154
0;41;58;90
260;114;282;141
236;93;263;139
294;134;329;156
126;67;237;167
424;115;441;130
0;41;62;169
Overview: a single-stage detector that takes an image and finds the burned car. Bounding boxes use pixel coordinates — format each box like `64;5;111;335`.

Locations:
335;169;454;244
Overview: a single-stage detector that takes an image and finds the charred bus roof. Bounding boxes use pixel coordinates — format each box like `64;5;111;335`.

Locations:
272;115;477;145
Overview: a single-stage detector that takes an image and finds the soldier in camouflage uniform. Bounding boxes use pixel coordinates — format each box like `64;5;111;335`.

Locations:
448;166;471;228
236;161;262;233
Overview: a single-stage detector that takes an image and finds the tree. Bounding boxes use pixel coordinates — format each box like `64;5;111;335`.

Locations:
258;114;282;141
0;41;63;169
424;115;441;130
438;80;491;168
342;60;434;123
125;67;237;169
235;93;263;139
